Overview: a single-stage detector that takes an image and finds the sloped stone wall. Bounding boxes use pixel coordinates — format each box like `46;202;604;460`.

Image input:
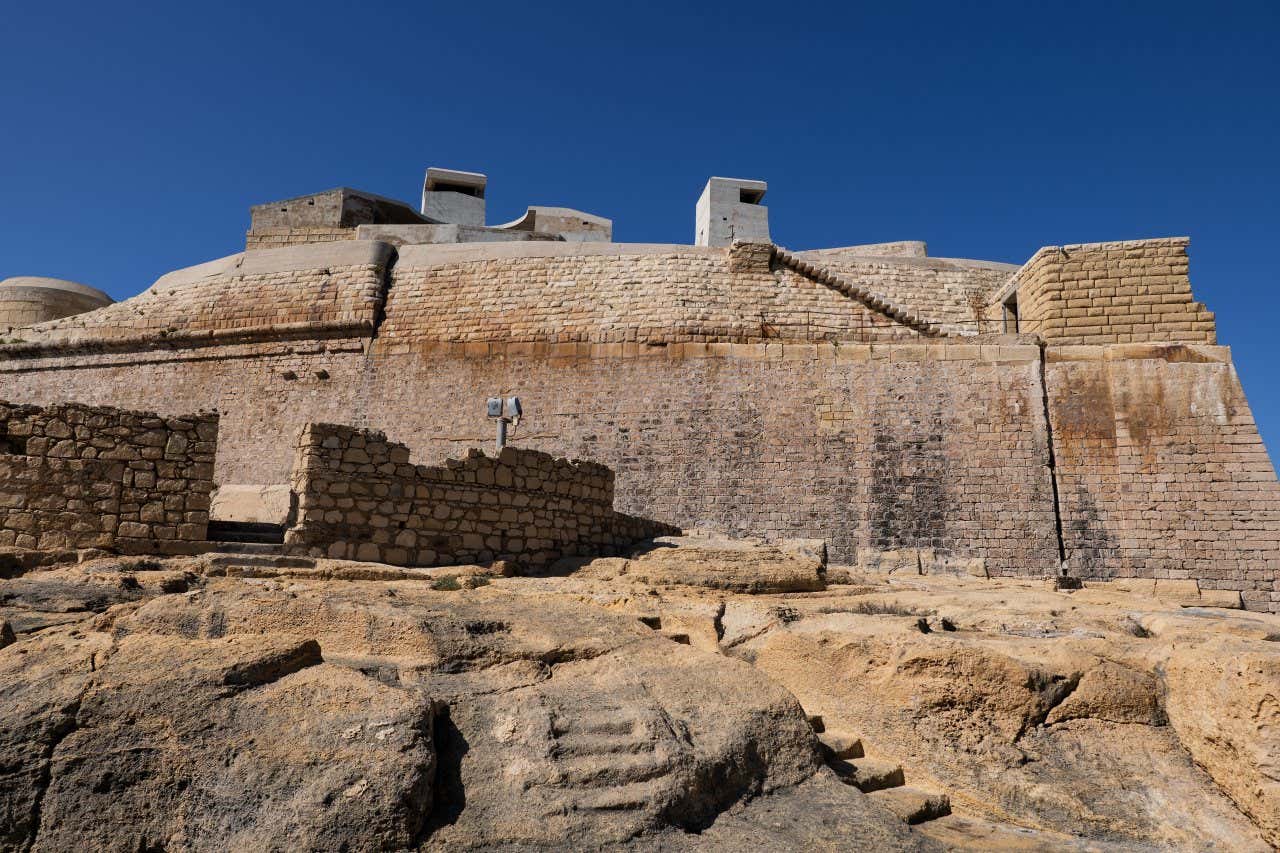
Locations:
1046;345;1280;610
284;423;676;566
0;401;217;552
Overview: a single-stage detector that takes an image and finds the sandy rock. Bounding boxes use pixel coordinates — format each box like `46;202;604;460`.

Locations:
609;542;825;593
29;633;437;852
1163;634;1280;847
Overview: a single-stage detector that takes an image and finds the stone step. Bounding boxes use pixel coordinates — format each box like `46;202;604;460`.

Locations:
868;787;951;824
554;732;655;757
817;729;864;760
833;757;904;793
553;751;670;788
204;552;316;570
203;541;287;556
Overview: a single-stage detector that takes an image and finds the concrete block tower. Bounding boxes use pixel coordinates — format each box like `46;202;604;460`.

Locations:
421;168;487;225
695;177;769;247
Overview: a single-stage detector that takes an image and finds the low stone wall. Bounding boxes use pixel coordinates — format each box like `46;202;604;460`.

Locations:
0;401;217;552
284;423;676;566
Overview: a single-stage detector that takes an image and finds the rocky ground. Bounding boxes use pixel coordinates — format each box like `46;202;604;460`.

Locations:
1;536;1277;851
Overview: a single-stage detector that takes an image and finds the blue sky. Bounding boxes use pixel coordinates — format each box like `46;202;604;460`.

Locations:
2;1;1278;452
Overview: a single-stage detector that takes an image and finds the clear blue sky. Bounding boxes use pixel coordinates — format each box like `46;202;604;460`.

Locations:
2;1;1277;453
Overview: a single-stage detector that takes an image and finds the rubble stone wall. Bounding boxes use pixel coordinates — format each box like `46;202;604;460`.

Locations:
1004;238;1216;345
0;401;217;552
285;422;675;566
1046;345;1280;610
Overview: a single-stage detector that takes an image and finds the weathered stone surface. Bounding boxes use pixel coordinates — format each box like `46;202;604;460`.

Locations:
210;484;295;525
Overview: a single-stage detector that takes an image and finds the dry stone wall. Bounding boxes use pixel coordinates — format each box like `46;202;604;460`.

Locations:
286;423;675;566
1001;238;1216;345
0;401;217;552
1046;345;1280;610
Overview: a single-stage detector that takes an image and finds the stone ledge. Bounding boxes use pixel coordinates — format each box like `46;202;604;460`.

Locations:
1046;343;1231;364
369;339;1046;363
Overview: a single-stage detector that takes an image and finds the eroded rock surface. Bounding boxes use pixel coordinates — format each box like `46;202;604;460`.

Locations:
1;541;1277;851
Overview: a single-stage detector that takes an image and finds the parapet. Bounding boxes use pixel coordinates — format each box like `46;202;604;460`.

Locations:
991;237;1216;345
695;177;769;247
421;167;487;226
0;277;113;333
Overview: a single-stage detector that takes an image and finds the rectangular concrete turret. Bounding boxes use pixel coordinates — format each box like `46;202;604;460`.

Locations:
421;168;487;226
695;177;769;247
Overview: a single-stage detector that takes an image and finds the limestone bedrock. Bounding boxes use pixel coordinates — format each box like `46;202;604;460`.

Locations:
1;534;1276;851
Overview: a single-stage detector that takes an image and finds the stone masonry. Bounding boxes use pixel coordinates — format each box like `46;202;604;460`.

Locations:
285;423;675;566
1;175;1276;611
0;400;217;552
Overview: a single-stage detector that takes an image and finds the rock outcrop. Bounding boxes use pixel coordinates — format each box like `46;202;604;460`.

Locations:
1;539;1277;850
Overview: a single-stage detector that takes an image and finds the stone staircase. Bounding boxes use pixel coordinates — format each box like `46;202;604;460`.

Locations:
808;714;951;826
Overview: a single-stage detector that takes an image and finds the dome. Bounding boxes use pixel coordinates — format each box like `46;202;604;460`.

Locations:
0;276;114;332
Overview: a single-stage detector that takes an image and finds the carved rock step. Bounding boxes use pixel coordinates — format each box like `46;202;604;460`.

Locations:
868;787;952;824
833;757;905;793
817;728;864;760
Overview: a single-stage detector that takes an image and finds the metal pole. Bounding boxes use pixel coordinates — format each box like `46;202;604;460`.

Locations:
496;418;507;452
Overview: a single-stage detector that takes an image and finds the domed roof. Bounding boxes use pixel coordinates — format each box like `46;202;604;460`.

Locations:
0;276;113;305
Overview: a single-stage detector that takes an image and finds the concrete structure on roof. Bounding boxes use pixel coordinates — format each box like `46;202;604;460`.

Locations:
245;168;612;249
0;277;113;334
0;170;1277;612
421;167;487;225
696;177;769;247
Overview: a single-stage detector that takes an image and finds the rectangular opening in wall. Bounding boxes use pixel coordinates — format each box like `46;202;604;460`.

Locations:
434;182;482;197
739;188;765;204
1003;293;1020;333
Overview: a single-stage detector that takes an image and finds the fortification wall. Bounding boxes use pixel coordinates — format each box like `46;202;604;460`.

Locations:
0;340;1063;576
1000;238;1216;345
0;401;217;552
245;227;355;251
790;250;1014;334
0;278;113;333
380;242;923;345
286;423;674;566
1046;345;1280;610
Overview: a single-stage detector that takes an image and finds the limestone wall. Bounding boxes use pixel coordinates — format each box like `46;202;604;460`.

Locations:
1046;344;1280;610
245;227;355;251
790;250;1014;334
285;423;675;566
6;242;393;348
0;278;113;333
0;401;217;552
380;242;923;345
1001;238;1216;345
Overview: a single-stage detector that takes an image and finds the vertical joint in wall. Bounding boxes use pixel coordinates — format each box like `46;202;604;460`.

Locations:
1037;342;1067;571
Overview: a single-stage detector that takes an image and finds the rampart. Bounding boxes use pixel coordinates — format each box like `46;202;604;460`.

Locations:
0;400;217;552
996;238;1217;345
0;236;1276;610
285;423;675;566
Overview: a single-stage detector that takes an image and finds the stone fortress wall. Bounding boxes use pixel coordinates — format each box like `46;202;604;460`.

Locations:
0;400;217;552
1;171;1276;611
287;423;675;566
0;277;113;334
